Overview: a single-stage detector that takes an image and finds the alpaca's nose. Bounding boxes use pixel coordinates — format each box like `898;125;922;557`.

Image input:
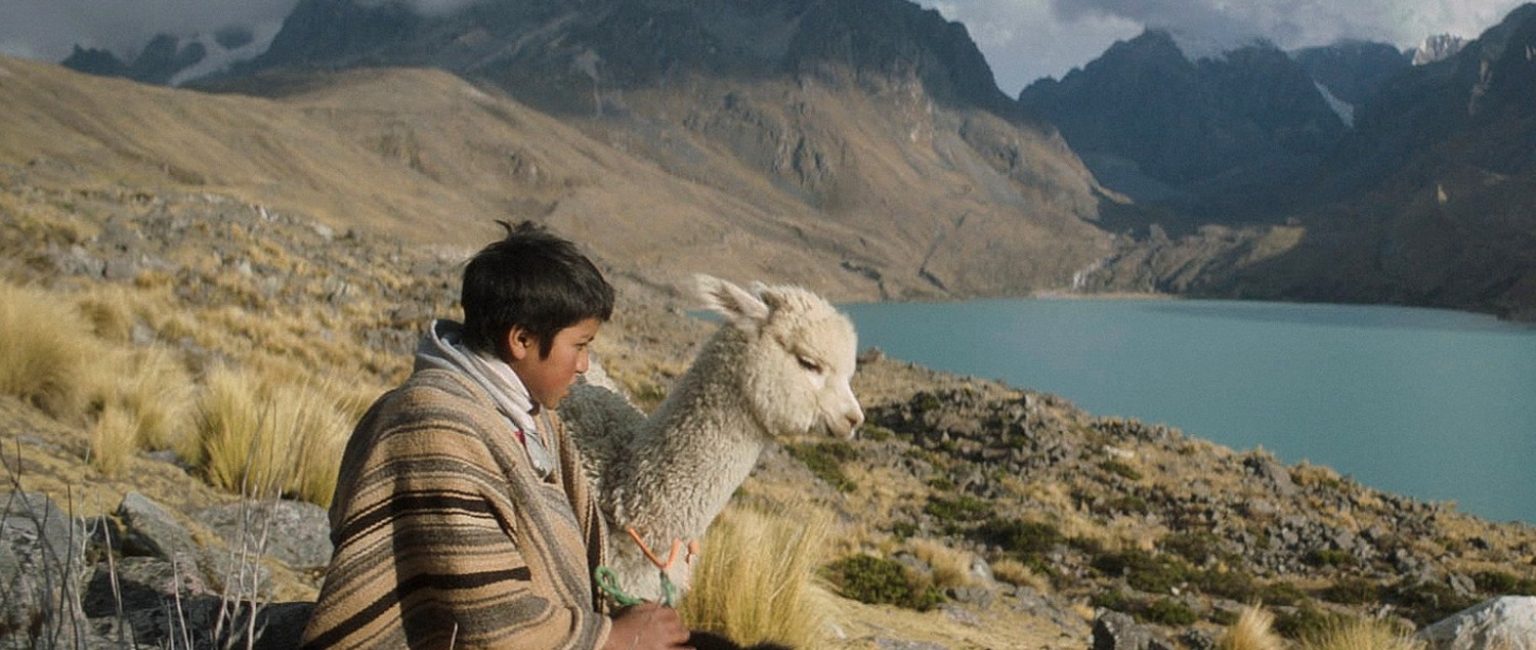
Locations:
844;408;864;437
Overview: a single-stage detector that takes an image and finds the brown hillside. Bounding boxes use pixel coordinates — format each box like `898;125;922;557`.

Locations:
2;56;1114;302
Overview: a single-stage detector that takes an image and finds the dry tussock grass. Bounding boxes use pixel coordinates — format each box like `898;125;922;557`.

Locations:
990;557;1050;592
74;284;141;343
1219;606;1284;650
112;347;197;456
197;366;357;505
906;537;975;589
0;281;107;418
1299;617;1424;650
89;403;140;477
680;502;832;649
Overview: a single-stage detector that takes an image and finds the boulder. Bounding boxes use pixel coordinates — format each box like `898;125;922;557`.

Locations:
194;500;333;570
1417;596;1536;650
0;492;90;648
117;492;198;561
1092;610;1172;650
82;555;211;618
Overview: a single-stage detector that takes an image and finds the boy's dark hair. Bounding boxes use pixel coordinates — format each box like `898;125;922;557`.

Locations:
461;220;614;359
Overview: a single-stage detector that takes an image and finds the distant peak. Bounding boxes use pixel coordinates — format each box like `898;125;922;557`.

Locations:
1411;33;1467;65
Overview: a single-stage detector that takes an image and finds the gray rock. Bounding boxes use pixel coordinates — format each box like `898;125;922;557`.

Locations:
117;492;198;561
197;545;275;598
1417;596;1536;650
194;499;333;570
1243;454;1296;497
874;638;947;650
1177;629;1215;650
1;492;90;648
86;595;309;650
82;555;211;618
1093;610;1171;650
945;585;994;608
940;602;981;625
969;555;994;583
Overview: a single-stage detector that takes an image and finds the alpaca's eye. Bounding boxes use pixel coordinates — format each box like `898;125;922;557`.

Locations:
796;356;823;373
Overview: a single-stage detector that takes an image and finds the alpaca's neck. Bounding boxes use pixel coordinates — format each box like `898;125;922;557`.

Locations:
621;333;766;540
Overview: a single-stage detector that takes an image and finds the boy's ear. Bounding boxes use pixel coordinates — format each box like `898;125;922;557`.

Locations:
505;326;536;361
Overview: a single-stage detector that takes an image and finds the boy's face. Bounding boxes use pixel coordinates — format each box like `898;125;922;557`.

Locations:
506;317;601;409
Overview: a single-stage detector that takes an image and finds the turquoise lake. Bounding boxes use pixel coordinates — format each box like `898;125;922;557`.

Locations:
839;298;1536;524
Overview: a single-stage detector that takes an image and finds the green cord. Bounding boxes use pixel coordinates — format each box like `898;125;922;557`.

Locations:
594;566;680;608
595;566;644;607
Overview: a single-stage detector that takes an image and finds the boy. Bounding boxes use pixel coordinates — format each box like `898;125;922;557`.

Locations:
302;222;691;649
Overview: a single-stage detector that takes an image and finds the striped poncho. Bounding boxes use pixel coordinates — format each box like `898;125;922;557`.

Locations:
301;369;612;649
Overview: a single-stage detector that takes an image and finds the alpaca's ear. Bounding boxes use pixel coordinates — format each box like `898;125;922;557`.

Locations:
697;274;769;326
753;282;786;311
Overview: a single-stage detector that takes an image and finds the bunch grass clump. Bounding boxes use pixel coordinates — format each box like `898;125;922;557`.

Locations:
197;366;355;505
0;281;106;418
906;537;975;589
1298;616;1423;650
1218;606;1284;650
679;503;831;649
89;403;140;477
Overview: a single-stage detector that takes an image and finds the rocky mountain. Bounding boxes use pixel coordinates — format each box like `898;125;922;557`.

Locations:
1017;30;1346;218
34;0;1536;320
1291;40;1411;124
1411;33;1469;65
47;0;1118;303
1083;4;1536;320
62;27;262;86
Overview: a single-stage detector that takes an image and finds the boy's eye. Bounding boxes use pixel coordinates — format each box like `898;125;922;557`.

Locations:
796;356;822;373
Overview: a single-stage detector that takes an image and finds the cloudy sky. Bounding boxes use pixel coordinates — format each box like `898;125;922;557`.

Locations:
0;0;1527;94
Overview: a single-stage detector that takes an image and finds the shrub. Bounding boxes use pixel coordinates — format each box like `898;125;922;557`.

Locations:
1089;590;1197;626
923;495;989;524
785;441;858;493
0;282;105;418
823;554;943;611
1471;569;1536;596
926;476;955;491
860;425;894;442
1162;531;1225;565
1387;577;1480;625
680;504;829;649
1273;606;1341;640
1304;549;1354;568
1100;459;1143;481
973;518;1062;558
1141;598;1197;626
1104;495;1151;515
1092;549;1193;594
1257;581;1307;607
1321;577;1381;605
1195;568;1257;600
1217;606;1284;650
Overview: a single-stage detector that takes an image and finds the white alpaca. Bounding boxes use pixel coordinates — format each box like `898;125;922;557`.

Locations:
561;275;864;603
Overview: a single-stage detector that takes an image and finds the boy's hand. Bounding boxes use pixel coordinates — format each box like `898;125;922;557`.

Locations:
606;603;692;650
